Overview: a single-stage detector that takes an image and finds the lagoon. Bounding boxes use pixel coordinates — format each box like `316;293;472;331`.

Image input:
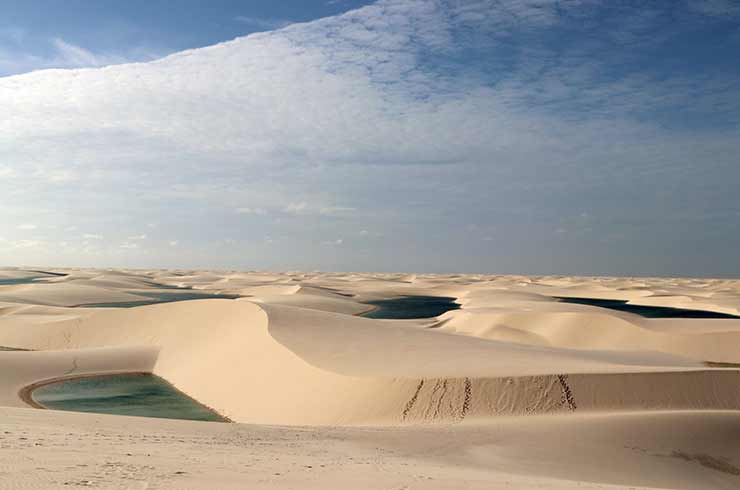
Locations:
362;295;460;319
555;297;740;319
31;373;227;422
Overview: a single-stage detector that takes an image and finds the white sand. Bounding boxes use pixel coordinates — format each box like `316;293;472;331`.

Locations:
1;268;740;488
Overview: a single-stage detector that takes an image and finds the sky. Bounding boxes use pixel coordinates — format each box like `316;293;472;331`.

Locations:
1;0;739;277
0;0;375;76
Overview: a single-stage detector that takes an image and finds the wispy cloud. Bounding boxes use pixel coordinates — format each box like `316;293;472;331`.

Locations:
322;238;344;246
0;34;160;76
234;16;292;30
688;0;740;17
236;207;268;216
284;202;308;214
320;206;356;216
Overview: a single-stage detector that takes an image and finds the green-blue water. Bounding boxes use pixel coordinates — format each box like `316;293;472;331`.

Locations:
362;295;460;319
79;290;241;308
0;271;66;285
0;277;43;285
555;297;740;319
32;374;228;422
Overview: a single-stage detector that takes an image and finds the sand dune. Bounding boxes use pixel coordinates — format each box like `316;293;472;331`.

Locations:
1;268;740;488
0;297;717;425
0;282;151;307
2;407;740;489
0;346;158;408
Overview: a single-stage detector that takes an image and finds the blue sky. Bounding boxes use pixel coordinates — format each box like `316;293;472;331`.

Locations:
1;1;740;277
0;0;374;75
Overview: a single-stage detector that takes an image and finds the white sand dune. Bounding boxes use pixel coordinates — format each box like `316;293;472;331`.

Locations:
1;267;740;488
0;282;151;307
2;407;740;489
0;346;158;408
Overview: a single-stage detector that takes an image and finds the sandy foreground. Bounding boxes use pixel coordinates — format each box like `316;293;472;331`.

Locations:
1;268;740;489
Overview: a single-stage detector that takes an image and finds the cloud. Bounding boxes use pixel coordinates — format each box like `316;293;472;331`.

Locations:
10;239;42;248
0;0;739;275
83;233;104;240
688;0;740;17
323;238;344;246
42;168;81;183
17;224;38;230
119;242;139;249
234;16;292;30
320;206;356;215
236;207;267;215
127;234;147;240
0;35;160;76
284;202;308;214
50;38;113;68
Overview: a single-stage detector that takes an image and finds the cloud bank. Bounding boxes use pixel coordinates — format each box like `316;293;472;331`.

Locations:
1;0;739;276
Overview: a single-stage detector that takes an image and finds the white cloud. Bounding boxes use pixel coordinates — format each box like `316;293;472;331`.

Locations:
120;242;139;249
0;35;159;76
127;234;147;240
0;0;738;274
284;202;308;214
319;206;356;215
51;38;108;68
0;239;43;249
83;233;103;240
17;223;37;230
234;16;292;30
169;240;179;247
18;240;42;248
236;207;267;215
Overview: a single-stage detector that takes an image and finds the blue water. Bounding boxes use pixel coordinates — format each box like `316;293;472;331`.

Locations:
362;295;460;319
32;374;227;422
0;271;67;285
0;277;44;285
555;297;740;319
79;290;241;308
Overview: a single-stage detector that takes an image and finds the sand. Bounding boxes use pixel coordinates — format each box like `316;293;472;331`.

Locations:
1;267;740;488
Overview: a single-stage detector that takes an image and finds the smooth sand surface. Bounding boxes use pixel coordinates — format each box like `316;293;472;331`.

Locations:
1;267;740;488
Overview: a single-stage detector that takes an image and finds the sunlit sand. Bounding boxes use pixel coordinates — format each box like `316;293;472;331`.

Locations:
1;267;740;488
